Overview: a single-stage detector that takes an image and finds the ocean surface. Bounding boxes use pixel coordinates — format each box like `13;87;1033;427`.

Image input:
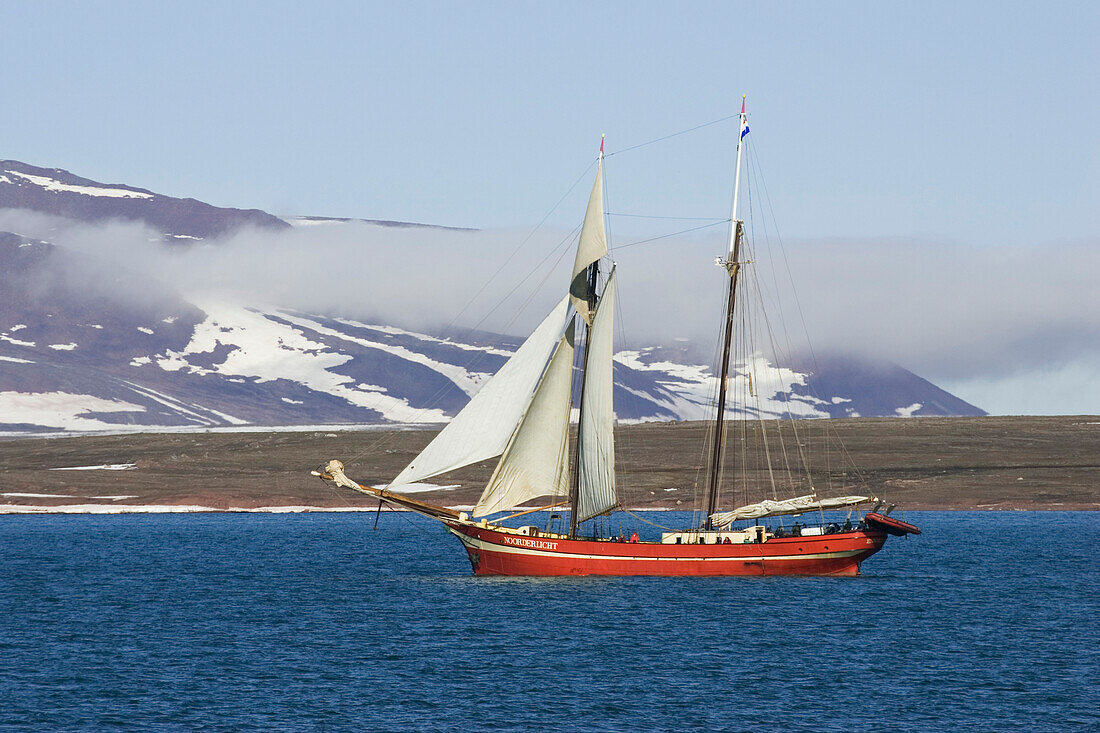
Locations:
1;511;1097;732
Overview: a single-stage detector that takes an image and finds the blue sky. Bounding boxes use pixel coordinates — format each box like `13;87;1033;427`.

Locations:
1;1;1098;413
3;1;1097;240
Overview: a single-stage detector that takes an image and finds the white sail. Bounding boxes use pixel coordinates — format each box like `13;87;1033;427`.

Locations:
472;331;574;517
576;270;618;522
710;494;873;527
569;154;607;324
389;296;571;488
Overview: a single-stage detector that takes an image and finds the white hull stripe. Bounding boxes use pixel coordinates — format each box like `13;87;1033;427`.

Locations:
450;530;865;563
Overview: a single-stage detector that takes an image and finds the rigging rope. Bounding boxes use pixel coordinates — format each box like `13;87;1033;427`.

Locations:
608;212;728;222
442;160;597;335
338;167;591;468
342;116;740;471
605;113;740;157
746;139;872;495
608;220;729;251
332;109;882;525
620;506;677;532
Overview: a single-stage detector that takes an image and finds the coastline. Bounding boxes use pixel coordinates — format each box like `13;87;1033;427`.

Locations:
1;416;1097;515
3;501;1097;515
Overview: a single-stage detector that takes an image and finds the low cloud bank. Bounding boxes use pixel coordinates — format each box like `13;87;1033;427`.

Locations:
2;208;1096;414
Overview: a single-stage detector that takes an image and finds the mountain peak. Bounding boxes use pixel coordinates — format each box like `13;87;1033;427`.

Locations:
0;159;289;239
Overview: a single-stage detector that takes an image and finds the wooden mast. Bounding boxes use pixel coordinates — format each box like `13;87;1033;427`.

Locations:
704;96;748;532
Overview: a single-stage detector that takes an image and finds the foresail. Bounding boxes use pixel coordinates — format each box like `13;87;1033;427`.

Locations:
472;330;574;517
710;494;873;527
576;270;618;522
569;156;607;324
389;296;571;488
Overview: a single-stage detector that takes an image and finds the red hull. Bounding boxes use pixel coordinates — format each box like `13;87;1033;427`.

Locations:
446;523;888;577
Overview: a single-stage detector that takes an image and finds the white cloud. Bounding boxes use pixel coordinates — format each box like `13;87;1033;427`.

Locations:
2;207;1096;415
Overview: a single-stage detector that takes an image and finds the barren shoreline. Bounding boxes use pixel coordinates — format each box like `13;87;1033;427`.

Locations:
1;416;1097;514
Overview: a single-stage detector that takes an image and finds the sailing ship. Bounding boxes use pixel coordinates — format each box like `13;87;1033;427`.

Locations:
314;99;919;576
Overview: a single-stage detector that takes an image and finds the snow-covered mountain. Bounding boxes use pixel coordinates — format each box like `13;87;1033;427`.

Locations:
1;160;288;239
0;233;983;434
0;159;470;238
0;161;985;434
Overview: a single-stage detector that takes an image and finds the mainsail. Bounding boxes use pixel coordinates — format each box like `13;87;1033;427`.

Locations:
389;296;571;488
575;270;618;522
472;330;575;517
710;494;873;527
569;153;607;324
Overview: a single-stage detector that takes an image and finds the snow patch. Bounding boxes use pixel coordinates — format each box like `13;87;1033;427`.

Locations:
205;407;249;425
130;356;152;367
278;312;493;397
614;348;829;420
0;356;34;364
0;392;147;431
48;343;77;351
4;170;154;199
284;217;343;227
154;303;450;423
0;422;402;439
1;334;35;347
332;317;514;357
49;463;138;471
137;327;154;335
895;402;923;417
281;397;304;405
121;381;246;426
2;492;73;498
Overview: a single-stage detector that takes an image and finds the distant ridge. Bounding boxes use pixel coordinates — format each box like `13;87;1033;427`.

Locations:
1;160;288;239
786;351;984;418
0;159;471;239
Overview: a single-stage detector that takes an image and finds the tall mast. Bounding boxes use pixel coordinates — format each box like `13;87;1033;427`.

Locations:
704;96;748;531
569;137;604;538
568;262;598;537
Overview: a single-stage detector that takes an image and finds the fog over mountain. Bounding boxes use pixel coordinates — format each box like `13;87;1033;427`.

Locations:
1;233;982;433
2;158;1092;425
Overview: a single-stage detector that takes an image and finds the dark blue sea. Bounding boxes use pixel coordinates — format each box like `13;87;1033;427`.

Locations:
1;511;1097;732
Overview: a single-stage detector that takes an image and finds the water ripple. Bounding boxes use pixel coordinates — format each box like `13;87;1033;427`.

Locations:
0;511;1096;731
